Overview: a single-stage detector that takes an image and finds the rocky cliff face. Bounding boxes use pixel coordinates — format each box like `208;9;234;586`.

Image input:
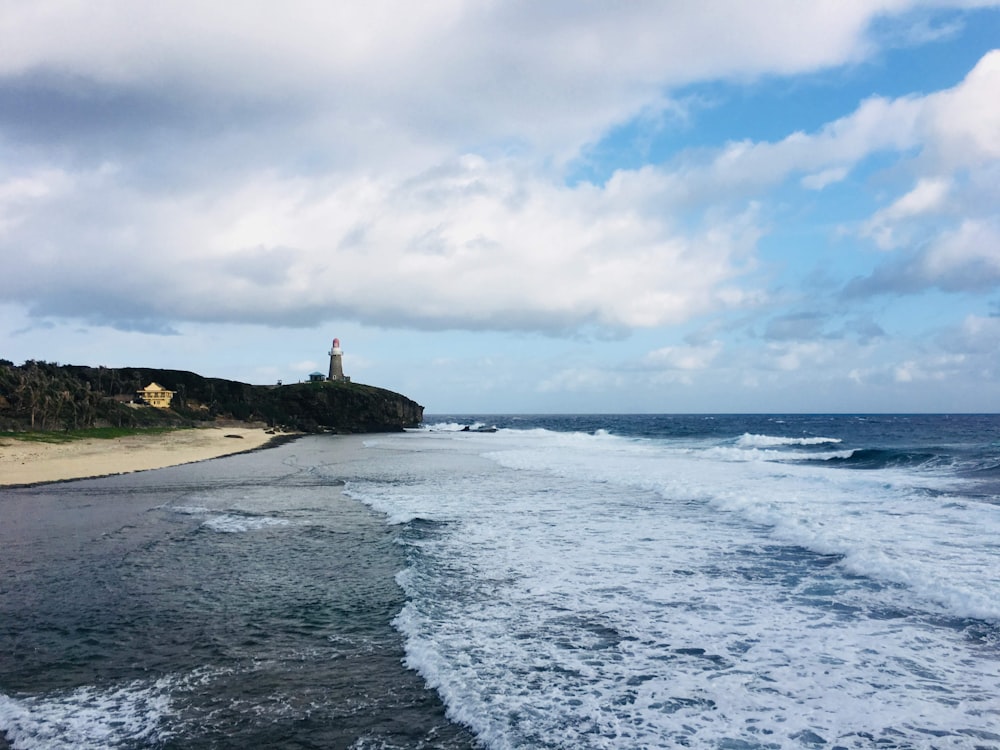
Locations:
270;381;424;433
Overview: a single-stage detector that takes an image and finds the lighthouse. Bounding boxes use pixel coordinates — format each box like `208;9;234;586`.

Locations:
328;337;347;381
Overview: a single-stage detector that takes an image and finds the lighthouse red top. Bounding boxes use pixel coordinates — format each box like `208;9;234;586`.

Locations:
332;338;340;348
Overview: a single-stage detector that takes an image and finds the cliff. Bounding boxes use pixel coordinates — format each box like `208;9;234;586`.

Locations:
272;380;424;433
0;360;424;433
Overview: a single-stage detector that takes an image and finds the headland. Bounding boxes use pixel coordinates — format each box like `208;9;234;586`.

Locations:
0;357;423;487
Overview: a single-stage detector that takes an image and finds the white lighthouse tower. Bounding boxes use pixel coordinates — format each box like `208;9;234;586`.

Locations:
328;338;348;381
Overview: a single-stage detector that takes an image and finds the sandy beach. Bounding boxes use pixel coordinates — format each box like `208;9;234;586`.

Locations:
0;426;290;487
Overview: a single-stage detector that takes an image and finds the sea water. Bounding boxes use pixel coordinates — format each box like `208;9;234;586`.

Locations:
0;436;477;750
2;415;999;749
350;415;1000;749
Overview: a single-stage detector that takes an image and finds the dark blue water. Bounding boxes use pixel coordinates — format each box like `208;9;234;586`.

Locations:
430;413;1000;480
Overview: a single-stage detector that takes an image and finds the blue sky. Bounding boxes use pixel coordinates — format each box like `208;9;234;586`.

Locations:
1;2;999;413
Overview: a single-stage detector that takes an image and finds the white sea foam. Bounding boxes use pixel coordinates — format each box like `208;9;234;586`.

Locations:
347;428;1000;749
158;504;293;533
343;485;422;525
421;421;497;432
0;668;240;750
736;432;842;448
159;504;211;515
0;679;173;750
702;444;852;462
201;514;290;533
426;421;468;431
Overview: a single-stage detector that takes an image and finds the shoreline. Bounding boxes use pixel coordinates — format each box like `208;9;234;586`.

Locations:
0;425;301;488
0;432;479;750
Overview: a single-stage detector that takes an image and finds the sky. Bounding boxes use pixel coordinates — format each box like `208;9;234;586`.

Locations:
2;1;999;414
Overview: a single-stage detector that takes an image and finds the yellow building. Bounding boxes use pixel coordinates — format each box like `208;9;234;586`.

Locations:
136;382;175;408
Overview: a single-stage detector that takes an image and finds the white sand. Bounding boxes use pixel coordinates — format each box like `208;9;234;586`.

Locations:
0;426;290;487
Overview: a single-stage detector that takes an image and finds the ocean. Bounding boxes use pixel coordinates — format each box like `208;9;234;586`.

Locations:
2;414;999;749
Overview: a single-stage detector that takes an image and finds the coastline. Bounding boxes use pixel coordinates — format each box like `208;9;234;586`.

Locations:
0;432;481;749
0;425;299;488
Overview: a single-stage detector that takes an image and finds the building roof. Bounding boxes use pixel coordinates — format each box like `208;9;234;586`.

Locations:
138;382;173;392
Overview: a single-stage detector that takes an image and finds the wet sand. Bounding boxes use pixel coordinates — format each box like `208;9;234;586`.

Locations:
0;426;292;487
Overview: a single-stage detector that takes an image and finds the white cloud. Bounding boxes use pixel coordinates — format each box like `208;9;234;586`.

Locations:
2;1;999;345
687;48;1000;297
801;166;850;190
642;341;723;370
662;48;1000;205
6;34;999;334
862;177;952;249
0;1;986;164
536;367;617;394
922;48;1000;166
894;354;966;383
698;95;923;191
0;168;71;234
933;314;1000;370
766;341;837;372
894;361;917;382
881;177;951;220
0;156;767;333
919;219;1000;287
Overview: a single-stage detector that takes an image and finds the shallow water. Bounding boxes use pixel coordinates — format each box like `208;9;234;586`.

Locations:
0;435;478;749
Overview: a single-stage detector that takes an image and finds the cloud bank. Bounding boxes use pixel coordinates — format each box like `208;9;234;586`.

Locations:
1;1;999;349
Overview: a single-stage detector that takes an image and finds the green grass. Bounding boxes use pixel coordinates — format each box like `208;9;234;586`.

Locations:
0;426;183;444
